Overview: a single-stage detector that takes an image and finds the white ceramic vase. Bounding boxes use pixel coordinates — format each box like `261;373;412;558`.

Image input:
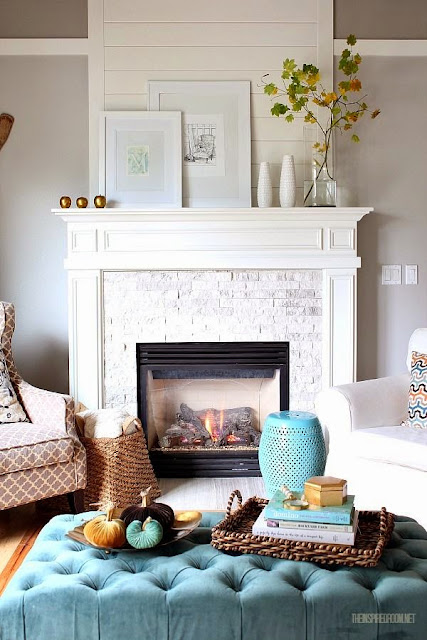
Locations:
279;155;296;208
257;162;273;208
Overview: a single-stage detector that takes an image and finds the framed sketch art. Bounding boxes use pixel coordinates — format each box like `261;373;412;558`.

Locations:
99;111;182;208
148;81;251;208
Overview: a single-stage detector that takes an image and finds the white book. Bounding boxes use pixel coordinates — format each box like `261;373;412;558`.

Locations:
252;510;359;546
266;515;357;533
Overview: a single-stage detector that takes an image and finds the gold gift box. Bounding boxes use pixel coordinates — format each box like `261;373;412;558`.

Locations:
304;476;347;506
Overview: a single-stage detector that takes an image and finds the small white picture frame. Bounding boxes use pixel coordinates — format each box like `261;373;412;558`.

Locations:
99;111;182;208
148;81;251;208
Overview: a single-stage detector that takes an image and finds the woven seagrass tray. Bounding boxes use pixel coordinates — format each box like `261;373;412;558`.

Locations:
211;490;394;567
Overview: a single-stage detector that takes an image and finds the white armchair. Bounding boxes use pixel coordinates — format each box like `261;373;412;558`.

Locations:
316;329;427;529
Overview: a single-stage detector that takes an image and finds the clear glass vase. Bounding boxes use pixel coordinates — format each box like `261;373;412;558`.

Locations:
303;127;337;207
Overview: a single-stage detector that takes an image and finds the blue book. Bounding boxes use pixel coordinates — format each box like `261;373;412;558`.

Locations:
264;490;355;525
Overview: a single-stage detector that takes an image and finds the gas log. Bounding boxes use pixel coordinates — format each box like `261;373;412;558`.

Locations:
159;403;261;449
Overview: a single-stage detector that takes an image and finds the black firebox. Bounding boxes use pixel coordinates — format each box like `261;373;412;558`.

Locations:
137;342;289;477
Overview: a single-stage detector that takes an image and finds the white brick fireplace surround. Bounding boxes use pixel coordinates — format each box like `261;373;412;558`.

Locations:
55;207;372;413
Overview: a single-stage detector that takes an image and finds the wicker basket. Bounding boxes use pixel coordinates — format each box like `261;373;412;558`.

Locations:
211;490;394;567
81;430;160;509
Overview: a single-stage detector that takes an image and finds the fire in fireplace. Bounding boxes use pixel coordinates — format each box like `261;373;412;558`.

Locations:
137;342;289;477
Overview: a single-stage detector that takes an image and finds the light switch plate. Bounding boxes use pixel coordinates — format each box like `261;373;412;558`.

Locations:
382;265;402;285
406;264;418;285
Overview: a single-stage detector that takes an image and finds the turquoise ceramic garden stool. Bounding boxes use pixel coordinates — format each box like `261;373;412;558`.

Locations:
259;410;326;497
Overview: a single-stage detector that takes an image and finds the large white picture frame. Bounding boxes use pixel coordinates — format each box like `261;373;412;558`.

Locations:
148;81;251;208
99;111;182;209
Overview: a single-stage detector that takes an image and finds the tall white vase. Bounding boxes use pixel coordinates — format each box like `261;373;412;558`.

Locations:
279;155;296;207
257;162;273;208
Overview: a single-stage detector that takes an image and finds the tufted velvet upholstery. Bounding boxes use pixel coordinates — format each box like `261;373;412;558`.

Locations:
1;512;427;639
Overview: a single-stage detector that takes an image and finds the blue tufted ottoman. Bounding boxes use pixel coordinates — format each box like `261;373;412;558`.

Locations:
1;512;427;640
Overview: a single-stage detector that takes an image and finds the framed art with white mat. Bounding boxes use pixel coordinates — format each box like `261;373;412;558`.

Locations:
99;111;182;208
148;81;251;208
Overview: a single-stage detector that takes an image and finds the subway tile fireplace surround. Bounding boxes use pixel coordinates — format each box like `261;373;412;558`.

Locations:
55;207;371;476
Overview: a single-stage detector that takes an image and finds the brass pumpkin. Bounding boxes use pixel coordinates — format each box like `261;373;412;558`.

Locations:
83;506;126;548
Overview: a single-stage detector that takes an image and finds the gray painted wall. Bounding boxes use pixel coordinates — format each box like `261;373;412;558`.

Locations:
0;56;88;392
335;0;427;39
335;56;427;379
0;0;87;38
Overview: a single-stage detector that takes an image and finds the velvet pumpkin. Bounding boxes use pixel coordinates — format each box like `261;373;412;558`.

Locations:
126;517;163;549
121;487;174;531
84;506;126;548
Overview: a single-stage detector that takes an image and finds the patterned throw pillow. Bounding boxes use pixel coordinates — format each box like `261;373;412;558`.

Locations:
408;351;427;428
0;348;27;423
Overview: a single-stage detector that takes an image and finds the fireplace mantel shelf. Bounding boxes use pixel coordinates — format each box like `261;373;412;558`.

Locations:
54;206;372;271
54;206;371;223
56;206;372;408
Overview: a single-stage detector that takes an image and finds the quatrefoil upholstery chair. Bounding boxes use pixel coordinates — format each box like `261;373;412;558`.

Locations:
0;302;86;511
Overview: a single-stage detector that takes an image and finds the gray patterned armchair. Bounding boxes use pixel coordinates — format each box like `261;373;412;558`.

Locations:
0;302;86;511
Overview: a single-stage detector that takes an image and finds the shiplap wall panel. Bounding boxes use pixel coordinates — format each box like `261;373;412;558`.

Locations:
104;23;317;47
105;94;148;110
251;117;304;142
104;92;301;120
105;46;317;71
100;0;325;206
105;70;291;95
252;141;304;166
104;0;317;23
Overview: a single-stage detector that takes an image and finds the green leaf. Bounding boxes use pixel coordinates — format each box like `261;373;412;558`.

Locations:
342;95;348;102
270;102;289;117
285;114;294;123
331;106;341;116
347;34;357;46
264;83;277;96
282;58;297;79
341;49;351;59
351;134;360;143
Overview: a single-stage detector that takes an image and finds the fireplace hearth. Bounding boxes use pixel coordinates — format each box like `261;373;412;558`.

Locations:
137;342;289;477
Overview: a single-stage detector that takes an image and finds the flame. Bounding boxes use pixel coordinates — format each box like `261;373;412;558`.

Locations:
227;434;239;443
205;411;218;442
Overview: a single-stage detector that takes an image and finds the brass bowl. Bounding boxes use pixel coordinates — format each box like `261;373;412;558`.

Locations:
173;510;203;530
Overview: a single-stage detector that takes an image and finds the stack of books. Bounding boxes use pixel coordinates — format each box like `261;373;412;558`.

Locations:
252;490;358;545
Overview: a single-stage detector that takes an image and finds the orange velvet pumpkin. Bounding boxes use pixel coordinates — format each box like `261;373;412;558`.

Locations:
84;506;126;548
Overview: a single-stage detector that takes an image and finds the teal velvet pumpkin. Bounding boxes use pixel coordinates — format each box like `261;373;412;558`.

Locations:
126;517;163;549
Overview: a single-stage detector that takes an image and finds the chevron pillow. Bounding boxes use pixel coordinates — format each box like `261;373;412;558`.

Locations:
408;351;427;428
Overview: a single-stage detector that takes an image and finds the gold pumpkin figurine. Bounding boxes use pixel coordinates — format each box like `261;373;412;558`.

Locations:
94;195;106;208
76;197;88;209
59;196;71;209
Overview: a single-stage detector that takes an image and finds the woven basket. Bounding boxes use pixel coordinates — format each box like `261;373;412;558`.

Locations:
211;490;394;567
81;430;160;509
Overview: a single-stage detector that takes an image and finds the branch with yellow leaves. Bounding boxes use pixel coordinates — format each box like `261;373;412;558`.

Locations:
262;35;380;197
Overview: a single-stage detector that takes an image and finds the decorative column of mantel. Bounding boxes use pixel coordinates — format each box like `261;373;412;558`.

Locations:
54;207;372;409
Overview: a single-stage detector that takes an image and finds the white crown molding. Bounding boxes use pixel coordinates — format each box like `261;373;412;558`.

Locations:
334;39;427;57
0;38;88;56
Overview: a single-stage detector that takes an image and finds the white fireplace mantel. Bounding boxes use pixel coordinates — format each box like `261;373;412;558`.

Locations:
54;206;372;409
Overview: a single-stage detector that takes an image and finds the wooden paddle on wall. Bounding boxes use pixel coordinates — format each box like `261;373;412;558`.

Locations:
0;114;14;151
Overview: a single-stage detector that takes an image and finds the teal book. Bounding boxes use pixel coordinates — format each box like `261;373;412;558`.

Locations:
263;491;355;525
